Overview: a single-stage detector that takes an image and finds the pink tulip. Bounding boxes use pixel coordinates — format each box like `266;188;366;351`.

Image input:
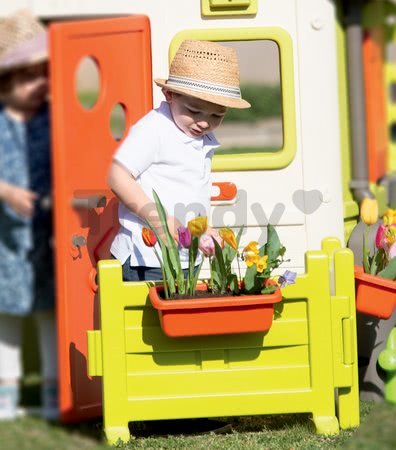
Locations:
390;242;396;259
199;233;216;257
375;224;387;249
178;226;191;248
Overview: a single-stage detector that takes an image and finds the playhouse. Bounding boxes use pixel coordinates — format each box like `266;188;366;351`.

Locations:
0;0;395;444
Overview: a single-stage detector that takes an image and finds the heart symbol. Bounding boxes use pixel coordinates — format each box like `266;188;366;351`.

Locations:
292;189;322;214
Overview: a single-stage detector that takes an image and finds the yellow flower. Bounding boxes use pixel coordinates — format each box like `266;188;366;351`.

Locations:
219;228;238;250
256;255;268;273
385;227;396;245
360;198;378;225
187;216;208;237
245;254;259;267
242;241;259;255
383;209;396;226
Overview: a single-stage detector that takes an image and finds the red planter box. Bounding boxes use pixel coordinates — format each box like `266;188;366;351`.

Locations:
354;266;396;319
149;285;282;337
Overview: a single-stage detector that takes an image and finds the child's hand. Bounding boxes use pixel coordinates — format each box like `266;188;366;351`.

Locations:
152;215;182;245
1;183;38;218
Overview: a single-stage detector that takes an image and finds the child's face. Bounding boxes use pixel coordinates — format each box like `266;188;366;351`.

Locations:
163;89;227;138
4;62;48;111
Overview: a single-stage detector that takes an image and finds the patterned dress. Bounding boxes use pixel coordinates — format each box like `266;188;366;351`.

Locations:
0;103;54;315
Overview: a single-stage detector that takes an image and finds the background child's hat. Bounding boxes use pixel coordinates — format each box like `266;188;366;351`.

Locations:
155;40;251;109
0;9;47;75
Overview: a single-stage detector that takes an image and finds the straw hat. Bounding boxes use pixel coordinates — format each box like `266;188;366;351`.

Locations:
155;40;250;109
0;9;47;75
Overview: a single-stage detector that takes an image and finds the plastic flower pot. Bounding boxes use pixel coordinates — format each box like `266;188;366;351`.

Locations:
354;266;396;319
148;284;282;337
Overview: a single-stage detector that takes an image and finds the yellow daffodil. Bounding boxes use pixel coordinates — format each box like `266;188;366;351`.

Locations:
383;209;396;226
219;227;238;250
242;241;259;255
256;255;268;273
360;198;378;226
187;216;208;237
245;254;259;267
385;227;396;245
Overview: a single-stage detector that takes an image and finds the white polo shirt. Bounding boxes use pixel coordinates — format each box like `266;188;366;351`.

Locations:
110;101;220;268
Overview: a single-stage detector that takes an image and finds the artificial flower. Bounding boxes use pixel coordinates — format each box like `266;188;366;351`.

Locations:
360;197;378;226
199;233;215;257
142;227;157;247
188;216;208;237
256;255;268;273
219;227;238;250
376;224;396;250
178;226;191;248
278;270;297;288
242;241;259;255
383;208;396;226
245;253;259;267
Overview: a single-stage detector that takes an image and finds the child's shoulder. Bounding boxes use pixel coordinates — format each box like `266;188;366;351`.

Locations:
131;102;172;133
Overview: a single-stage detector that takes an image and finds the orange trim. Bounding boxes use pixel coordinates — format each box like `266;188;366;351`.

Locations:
363;27;388;182
211;182;237;201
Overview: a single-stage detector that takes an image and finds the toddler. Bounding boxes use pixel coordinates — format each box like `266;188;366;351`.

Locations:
0;10;57;420
109;39;250;281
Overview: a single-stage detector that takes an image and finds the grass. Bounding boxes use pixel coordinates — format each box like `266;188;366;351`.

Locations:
2;394;396;449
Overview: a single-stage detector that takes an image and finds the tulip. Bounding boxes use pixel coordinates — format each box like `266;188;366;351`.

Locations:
199;233;215;257
219;227;238;250
375;224;387;249
360;198;378;226
142;227;157;247
178;226;191;248
390;242;396;259
242;241;259;255
188;216;208;237
256;255;268;273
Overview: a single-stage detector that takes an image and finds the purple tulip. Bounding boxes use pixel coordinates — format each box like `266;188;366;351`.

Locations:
178;226;192;248
199;233;215;257
278;270;297;288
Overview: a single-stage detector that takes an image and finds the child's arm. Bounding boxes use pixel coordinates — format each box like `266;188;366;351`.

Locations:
0;180;37;218
108;161;181;242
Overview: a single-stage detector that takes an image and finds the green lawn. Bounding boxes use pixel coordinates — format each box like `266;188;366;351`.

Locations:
1;400;395;449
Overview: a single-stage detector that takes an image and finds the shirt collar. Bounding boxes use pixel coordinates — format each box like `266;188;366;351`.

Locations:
157;101;220;153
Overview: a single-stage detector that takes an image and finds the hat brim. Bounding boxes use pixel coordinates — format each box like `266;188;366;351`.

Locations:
154;79;251;109
0;51;47;75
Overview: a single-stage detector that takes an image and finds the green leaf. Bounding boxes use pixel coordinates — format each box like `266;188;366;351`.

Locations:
362;231;371;274
243;264;258;293
228;273;239;294
152;190;184;291
264;224;282;262
213;237;227;293
188;236;199;295
261;284;276;294
146;219;176;296
378;257;396;280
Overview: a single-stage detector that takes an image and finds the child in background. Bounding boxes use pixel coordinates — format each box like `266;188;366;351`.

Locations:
0;10;57;420
109;40;250;281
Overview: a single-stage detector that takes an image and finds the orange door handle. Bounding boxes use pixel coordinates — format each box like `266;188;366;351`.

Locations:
211;182;237;201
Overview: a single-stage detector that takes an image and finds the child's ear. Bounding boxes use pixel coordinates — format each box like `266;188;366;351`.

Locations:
162;88;173;102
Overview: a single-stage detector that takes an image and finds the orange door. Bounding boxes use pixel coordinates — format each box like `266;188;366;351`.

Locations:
49;16;152;422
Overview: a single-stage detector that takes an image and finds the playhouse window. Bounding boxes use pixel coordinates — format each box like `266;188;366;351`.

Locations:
216;40;283;156
169;28;296;171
